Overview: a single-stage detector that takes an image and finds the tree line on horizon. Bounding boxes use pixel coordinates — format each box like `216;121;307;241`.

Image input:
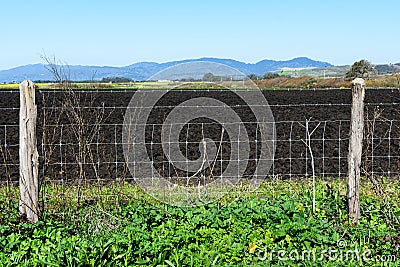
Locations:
28;60;400;89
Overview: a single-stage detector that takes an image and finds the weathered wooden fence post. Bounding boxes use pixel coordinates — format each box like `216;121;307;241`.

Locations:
347;78;365;224
19;80;39;222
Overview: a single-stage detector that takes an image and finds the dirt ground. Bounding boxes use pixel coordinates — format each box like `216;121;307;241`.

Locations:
1;88;399;183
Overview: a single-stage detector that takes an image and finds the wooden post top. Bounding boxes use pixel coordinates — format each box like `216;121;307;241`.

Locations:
351;78;365;87
20;80;36;89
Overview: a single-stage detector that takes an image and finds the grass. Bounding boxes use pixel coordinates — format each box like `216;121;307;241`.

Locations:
0;83;53;90
365;74;400;88
1;179;399;266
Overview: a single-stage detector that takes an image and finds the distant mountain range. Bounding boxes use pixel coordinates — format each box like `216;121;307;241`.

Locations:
0;57;332;83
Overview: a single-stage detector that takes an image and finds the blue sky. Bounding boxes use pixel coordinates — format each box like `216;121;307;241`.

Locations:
1;0;399;70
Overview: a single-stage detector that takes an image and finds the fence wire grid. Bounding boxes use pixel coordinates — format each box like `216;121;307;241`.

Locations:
0;88;400;206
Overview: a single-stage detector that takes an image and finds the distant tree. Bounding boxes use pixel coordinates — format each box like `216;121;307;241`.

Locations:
180;77;196;82
202;73;229;82
33;80;56;83
346;59;377;79
203;73;215;82
247;74;260;80
263;72;280;79
101;77;133;83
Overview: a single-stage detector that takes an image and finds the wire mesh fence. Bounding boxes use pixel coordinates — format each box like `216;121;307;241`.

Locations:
0;90;19;186
0;88;399;209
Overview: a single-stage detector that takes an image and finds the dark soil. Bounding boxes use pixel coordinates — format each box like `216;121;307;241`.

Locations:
1;88;399;184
